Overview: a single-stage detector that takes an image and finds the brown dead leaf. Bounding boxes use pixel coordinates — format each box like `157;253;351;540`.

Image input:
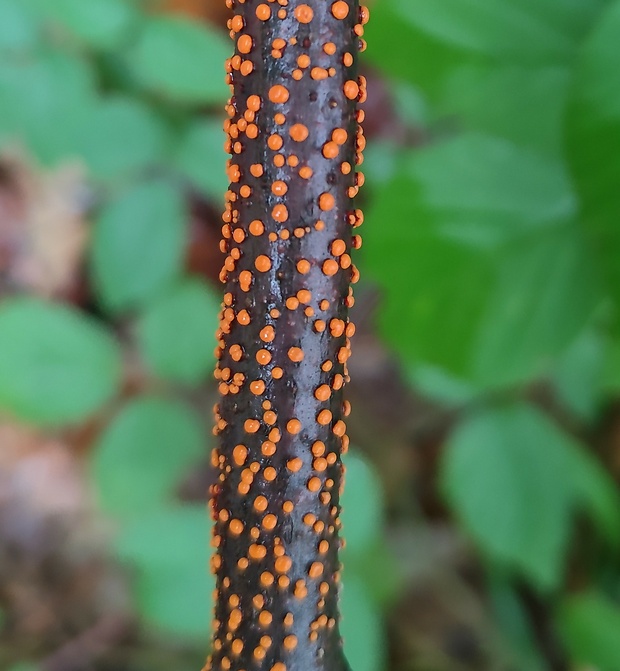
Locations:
0;152;89;299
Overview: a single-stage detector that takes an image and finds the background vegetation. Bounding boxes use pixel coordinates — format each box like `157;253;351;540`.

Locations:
0;0;619;669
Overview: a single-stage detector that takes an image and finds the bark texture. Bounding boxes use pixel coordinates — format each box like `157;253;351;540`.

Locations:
207;1;368;670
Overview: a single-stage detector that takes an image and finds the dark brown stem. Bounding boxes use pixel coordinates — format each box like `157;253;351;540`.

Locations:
206;2;367;671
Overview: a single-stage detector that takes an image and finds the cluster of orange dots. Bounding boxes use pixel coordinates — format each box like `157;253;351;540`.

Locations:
208;2;369;669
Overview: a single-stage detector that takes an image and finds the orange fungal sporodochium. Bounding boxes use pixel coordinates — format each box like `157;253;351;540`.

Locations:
209;1;367;670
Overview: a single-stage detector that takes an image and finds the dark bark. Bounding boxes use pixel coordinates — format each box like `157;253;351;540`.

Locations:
206;1;367;670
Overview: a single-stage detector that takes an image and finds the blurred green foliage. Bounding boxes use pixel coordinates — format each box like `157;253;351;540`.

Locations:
1;0;620;668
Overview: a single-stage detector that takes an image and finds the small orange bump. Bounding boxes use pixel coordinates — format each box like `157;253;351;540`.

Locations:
237;309;251;325
294;581;307;599
295;4;314;22
331;239;347;256
268;134;283;150
343;51;354;67
324;42;337;55
254;496;268;512
344;80;360;100
288;347;304;362
256;349;272;365
260;326;275;342
272;180;288;196
286;297;300;310
322;142;339;159
259;610;272;627
332;128;348;145
287;457;303;472
233;444;248;465
261;571;275;587
256;3;271;20
310;67;329;80
255;255;272;272
272;367;284;379
290;124;309;142
322;259;339;276
299;166;313;179
271;664;286;671
309;562;324;578
297;54;311;68
297;289;311;304
237;35;253;54
319;193;336;211
262;440;276;456
249;544;267;560
244;419;260;433
287;419;302;435
314;385;331;401
272;204;289;222
332;1;349;19
283;635;298;651
269;85;290;104
333;420;347;436
297;259;311;274
263;514;277;530
250;380;266;395
312;441;326;457
249;219;265;236
264;467;277;481
275;556;292;573
308;476;321;492
283;500;294;513
317;409;333;425
246;123;258;139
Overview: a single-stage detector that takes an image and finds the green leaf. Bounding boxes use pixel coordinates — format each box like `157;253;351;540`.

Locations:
552;328;606;421
0;48;96;164
365;0;604;93
0;299;120;426
567;1;620;314
115;505;213;639
75;96;168;181
443;64;571;154
130;16;229;104
137;278;220;385
32;0;138;49
364;134;598;386
440;403;576;589
567;446;620;547
392;0;580;64
558;592;620;669
92;396;204;517
340;451;383;556
0;0;38;53
472;227;600;387
91;178;186;312
489;577;548;671
175;118;227;199
341;574;386;671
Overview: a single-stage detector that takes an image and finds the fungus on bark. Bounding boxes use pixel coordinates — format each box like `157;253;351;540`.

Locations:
207;1;368;669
